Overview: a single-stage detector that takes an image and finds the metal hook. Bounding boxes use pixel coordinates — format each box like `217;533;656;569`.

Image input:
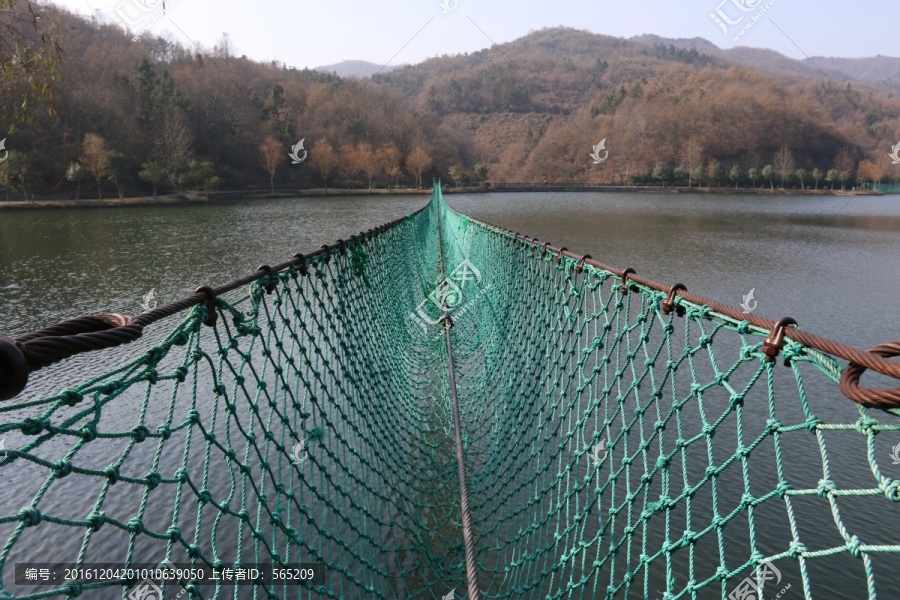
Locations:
762;317;798;363
620;268;636;295
193;286;218;327
662;283;687;316
256;265;277;294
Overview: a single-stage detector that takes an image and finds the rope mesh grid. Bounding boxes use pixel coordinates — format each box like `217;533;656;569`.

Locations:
0;186;898;599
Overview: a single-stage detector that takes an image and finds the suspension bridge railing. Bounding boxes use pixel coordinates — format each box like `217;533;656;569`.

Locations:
0;184;898;599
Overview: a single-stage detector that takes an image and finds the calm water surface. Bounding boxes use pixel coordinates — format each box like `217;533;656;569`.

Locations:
1;191;899;598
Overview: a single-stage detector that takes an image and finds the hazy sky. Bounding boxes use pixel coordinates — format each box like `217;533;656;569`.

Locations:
50;0;899;70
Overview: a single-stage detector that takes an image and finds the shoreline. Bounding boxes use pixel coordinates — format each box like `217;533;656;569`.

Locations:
0;185;886;210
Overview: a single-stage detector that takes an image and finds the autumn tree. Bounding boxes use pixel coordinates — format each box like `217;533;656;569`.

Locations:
811;168;822;190
310;140;339;193
81;133;109;200
407;147;432;190
773;144;794;188
377;144;402;190
834;147;855;190
352;142;379;191
629;115;648;147
856;159;886;187
681;138;703;188
259;136;285;193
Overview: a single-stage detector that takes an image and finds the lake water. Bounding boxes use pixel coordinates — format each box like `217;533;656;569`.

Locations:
0;191;898;599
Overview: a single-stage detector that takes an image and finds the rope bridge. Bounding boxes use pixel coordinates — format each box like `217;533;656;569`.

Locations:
0;184;899;599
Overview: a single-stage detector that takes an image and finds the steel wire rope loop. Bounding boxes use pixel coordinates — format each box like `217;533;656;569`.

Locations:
0;314;140;400
839;341;900;407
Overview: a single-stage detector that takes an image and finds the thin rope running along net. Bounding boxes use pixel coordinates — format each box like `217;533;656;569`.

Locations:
0;185;898;600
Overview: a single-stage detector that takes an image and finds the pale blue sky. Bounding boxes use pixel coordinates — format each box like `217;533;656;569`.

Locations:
51;0;898;70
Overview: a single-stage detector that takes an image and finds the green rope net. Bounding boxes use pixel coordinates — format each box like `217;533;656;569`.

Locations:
1;185;899;599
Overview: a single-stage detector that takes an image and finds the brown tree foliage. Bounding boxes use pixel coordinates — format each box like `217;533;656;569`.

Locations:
310;140;340;193
773;144;795;188
259;136;285;193
80;133;108;200
406;147;432;189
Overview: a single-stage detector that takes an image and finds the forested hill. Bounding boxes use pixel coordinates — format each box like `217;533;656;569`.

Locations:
1;7;898;198
373;27;900;185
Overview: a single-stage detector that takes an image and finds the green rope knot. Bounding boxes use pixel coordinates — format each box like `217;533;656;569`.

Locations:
167;525;181;540
817;479;837;498
788;541;807;559
173;365;188;382
104;465;120;483
79;423;98;441
17;507;41;526
855;417;880;436
198;489;212;504
848;535;863;558
156;424;172;440
806;417;823;432
883;480;900;502
65;583;83;597
20;417;47;435
98;380;121;394
86;510;104;532
52;460;72;478
144;471;161;490
776;481;793;498
58;388;83;406
132;425;150;442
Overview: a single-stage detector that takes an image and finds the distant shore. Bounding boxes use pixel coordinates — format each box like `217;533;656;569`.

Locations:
0;185;886;210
